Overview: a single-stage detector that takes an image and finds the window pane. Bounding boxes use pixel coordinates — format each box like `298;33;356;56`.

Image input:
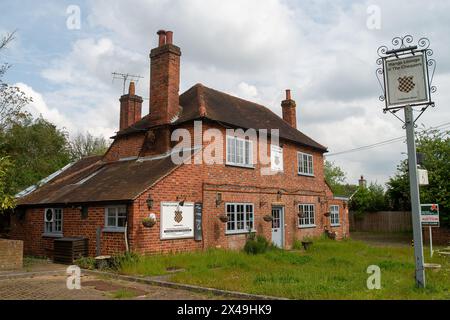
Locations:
245;140;251;165
236;204;244;230
246;205;253;230
117;216;127;227
226;204;235;231
236;140;243;164
227;137;235;163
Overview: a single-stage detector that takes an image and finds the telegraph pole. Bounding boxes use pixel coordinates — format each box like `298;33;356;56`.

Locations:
404;105;425;287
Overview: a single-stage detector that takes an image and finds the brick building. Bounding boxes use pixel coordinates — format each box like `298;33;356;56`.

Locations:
10;30;349;258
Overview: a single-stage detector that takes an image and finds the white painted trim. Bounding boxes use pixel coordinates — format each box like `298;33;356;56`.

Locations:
224;202;255;234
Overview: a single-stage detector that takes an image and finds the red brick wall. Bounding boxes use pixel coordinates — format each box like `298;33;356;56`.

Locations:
0;239;23;270
10;206;126;258
103;133;145;161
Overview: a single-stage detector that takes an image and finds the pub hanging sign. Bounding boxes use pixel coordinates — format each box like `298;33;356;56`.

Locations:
160;202;194;240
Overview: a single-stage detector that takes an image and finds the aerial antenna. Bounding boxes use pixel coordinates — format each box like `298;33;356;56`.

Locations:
111;72;144;94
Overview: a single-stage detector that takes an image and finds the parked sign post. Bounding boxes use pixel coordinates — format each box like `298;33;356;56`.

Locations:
421;204;440;257
376;35;437;288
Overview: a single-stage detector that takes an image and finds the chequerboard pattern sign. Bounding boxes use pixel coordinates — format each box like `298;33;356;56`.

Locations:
160;202;194;240
385;55;428;106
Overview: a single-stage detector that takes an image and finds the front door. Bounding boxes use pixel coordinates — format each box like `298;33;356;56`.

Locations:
271;207;284;248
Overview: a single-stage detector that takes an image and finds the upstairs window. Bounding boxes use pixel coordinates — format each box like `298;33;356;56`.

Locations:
298;204;315;228
226;136;253;168
44;208;63;235
298;152;314;176
330;205;340;226
104;206;127;231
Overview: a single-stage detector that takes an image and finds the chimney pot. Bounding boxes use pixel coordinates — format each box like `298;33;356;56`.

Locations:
157;30;166;46
286;89;291;100
128;81;135;95
165;31;173;44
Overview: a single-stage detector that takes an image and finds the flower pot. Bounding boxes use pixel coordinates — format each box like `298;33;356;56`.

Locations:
142;219;156;228
218;214;228;223
263;215;273;222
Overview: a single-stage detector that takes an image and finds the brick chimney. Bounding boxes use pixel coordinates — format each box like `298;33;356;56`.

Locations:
149;30;181;124
358;175;367;188
281;89;297;129
119;81;143;131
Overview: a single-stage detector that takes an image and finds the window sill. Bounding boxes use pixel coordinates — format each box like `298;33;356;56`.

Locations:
330;224;341;227
298;173;315;177
102;227;126;233
42;233;63;238
298;225;316;229
225;163;255;170
225;230;255;235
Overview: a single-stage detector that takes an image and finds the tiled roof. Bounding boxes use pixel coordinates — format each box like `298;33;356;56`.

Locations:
116;84;327;152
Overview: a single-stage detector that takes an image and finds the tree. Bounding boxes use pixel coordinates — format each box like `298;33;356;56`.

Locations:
324;160;357;196
386;127;450;225
0;157;15;211
350;182;388;214
0;116;71;196
68;132;109;161
0;31;32;131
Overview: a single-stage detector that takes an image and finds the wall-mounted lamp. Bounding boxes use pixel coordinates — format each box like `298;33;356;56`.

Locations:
215;193;223;207
146;195;154;209
176;194;187;206
277;190;282;201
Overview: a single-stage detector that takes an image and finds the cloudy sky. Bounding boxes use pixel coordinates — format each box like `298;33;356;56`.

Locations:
1;0;449;185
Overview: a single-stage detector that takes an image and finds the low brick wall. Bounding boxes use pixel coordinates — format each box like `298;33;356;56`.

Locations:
0;239;23;270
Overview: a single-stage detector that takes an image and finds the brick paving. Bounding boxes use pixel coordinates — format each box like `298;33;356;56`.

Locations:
0;273;218;300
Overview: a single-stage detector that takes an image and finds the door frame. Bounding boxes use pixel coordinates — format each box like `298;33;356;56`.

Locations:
271;205;285;248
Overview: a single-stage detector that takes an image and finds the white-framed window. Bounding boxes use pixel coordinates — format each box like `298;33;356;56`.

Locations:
298;152;314;176
298;204;315;228
104;206;127;231
226;136;253;168
330;205;340;226
44;208;63;235
226;203;254;234
271;144;284;172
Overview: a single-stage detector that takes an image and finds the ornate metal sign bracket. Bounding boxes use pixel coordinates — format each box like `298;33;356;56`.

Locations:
376;35;437;125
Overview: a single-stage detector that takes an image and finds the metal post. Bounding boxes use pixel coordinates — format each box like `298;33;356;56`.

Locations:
429;226;433;258
404;105;426;287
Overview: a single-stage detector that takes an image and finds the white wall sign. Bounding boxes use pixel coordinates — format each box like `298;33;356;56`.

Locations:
160;202;194;240
385;55;428;106
271;145;283;172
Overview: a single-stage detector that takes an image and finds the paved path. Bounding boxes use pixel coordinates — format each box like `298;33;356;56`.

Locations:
0;273;218;300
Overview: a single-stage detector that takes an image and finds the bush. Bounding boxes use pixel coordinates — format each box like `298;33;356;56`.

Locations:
244;234;270;254
292;239;303;250
74;256;96;270
109;252;140;271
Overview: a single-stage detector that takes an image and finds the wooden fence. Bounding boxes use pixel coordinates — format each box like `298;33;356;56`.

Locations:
349;211;412;232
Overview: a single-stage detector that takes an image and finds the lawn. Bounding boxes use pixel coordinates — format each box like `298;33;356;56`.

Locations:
117;238;450;299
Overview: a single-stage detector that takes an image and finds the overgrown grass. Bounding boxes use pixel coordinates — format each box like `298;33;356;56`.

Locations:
111;289;137;299
117;238;450;299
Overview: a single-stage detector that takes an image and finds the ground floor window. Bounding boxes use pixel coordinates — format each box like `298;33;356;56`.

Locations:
298;204;315;227
104;206;127;231
44;208;63;235
330;205;340;226
226;203;254;234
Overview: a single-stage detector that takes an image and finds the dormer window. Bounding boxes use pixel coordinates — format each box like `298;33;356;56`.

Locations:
226;136;253;168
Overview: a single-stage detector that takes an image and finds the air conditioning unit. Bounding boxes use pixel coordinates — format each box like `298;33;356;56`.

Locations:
45;208;54;223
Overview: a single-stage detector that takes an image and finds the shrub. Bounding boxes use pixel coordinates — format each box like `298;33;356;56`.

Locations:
74;256;96;270
244;234;269;254
110;252;140;271
292;239;303;250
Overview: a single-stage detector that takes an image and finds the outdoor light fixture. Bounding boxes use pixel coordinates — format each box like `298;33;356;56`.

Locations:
277;190;282;200
215;193;223;207
146;195;154;209
177;195;187;206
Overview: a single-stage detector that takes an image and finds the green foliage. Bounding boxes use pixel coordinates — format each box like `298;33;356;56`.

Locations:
0;156;15;211
386;128;450;225
112;289;136;299
350;182;388;214
110;252;141;271
324;160;357;196
0;116;71;196
243;234;270;254
116;239;450;299
292;239;303;250
74;256;96;270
